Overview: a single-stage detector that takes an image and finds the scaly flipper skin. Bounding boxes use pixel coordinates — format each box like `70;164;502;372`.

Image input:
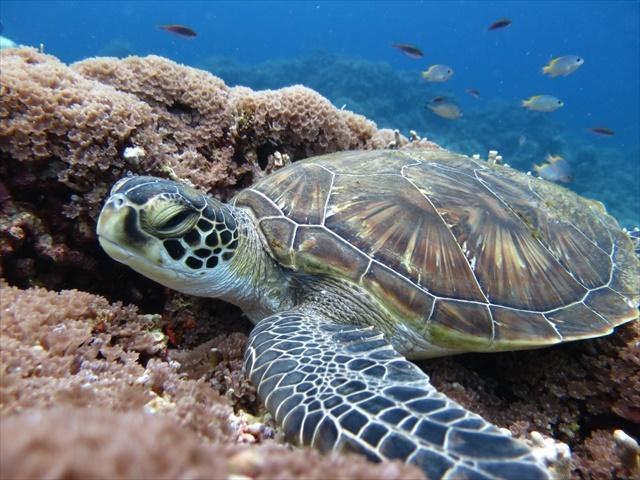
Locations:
244;309;550;480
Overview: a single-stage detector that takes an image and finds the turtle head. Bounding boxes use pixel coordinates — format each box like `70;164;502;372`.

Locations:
97;176;240;297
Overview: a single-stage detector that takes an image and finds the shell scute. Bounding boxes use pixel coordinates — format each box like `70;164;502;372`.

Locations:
429;299;493;350
293;226;369;279
609;229;640;298
313;149;412;175
477;168;613;290
546;302;611;339
490;307;561;347
406;160;589;310
233;188;282;218
258;217;296;267
255;162;332;224
584;287;637;323
361;262;434;325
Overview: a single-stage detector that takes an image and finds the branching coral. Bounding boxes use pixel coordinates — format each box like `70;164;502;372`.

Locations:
0;280;235;443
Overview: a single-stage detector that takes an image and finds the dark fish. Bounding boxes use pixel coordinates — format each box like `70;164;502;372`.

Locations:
159;24;197;38
488;18;512;31
392;43;424;59
589;127;615;136
431;96;448;104
466;88;481;98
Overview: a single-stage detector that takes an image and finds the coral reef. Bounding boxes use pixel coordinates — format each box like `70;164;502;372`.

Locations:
0;281;424;479
0;48;637;479
0;48;396;296
1;407;424;480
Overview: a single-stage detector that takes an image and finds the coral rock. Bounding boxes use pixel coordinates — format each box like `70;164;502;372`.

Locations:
0;48;392;295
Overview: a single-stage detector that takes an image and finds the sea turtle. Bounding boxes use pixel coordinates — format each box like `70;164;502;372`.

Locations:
97;149;639;479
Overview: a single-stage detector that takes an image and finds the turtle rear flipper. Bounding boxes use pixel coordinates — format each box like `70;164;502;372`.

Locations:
244;308;550;480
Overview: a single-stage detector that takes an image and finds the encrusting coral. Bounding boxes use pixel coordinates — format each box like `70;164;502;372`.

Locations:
1;407;424;480
0;281;424;479
0;47;637;479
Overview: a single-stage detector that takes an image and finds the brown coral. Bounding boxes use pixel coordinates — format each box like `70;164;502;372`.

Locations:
71;55;237;194
0;280;237;444
0;281;425;480
0;407;424;480
230;85;379;157
0;48;395;296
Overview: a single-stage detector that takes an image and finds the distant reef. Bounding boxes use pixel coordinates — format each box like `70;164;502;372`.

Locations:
0;48;638;480
201;51;639;228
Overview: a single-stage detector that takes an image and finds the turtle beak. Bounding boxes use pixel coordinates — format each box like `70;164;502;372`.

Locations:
97;194;157;264
97;196;133;262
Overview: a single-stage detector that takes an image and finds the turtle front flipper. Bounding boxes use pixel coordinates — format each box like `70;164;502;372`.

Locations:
244;308;550;480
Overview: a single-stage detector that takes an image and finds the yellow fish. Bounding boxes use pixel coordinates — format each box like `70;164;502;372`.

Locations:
426;98;462;119
542;55;584;77
522;95;564;112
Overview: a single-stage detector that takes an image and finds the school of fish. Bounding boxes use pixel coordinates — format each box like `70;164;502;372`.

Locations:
392;16;616;184
0;15;617;187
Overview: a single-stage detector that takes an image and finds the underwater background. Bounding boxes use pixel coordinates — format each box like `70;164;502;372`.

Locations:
2;0;639;227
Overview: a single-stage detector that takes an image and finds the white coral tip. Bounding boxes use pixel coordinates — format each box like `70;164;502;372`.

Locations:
123;145;146;160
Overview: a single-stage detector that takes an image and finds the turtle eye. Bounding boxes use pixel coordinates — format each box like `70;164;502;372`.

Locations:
142;203;199;238
161;210;193;230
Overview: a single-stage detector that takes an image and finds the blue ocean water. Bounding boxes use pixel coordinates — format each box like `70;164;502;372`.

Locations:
2;1;639;226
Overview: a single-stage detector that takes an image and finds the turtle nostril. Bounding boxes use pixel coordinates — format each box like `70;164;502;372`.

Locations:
110;194;125;209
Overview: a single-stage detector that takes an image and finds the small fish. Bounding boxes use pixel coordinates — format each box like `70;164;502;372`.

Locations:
522;95;563;112
518;134;527;146
392;43;424;59
542;55;584;77
426;99;462;120
488;18;512;31
466;88;481;99
589;127;615;136
533;154;573;183
159;24;197;38
421;64;454;82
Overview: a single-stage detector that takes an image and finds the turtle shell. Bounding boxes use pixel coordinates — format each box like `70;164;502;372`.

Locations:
233;149;639;352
